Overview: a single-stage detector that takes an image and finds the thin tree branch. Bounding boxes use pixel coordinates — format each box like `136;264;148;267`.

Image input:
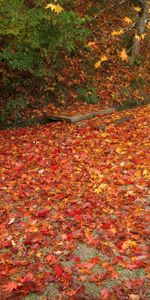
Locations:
90;0;128;22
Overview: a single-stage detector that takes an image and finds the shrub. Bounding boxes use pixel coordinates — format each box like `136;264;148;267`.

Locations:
0;0;90;76
0;97;28;126
77;85;98;103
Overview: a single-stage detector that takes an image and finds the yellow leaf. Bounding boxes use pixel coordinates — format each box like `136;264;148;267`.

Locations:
143;169;148;175
36;252;42;258
94;55;107;69
111;29;124;36
116;146;123;154
123;17;132;24
147;22;150;30
135;33;147;41
141;33;146;40
94;60;102;69
101;132;108;138
101;55;107;61
122;240;137;249
135;34;141;41
119;48;128;62
45;3;63;14
133;6;142;13
94;183;107;194
143;169;149;178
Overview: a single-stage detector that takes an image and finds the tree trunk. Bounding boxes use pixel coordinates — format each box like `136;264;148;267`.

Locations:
130;0;149;64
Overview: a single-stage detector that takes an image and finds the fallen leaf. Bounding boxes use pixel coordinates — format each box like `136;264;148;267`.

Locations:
100;288;109;299
54;265;63;277
129;294;140;300
123;17;132;24
111;29;124;36
46;254;57;264
94;183;107;194
3;282;21;293
94;55;107;69
36;209;49;217
8;217;16;225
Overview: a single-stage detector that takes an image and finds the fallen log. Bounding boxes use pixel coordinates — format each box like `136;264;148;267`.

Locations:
48;108;115;123
114;115;134;125
92;114;134;131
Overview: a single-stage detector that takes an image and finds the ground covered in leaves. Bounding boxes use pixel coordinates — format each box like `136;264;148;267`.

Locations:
0;105;150;299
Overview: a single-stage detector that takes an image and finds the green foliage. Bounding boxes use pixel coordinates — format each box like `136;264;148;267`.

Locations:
0;0;90;126
0;97;27;125
77;85;98;103
0;0;90;75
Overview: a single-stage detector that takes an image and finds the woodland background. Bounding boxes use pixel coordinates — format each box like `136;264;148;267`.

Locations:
0;0;150;128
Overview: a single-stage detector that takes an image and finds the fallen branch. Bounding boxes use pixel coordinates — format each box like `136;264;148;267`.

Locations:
92;114;134;130
114;114;134;125
48;108;115;123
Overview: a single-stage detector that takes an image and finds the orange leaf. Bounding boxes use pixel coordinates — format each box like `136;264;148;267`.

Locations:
119;49;128;62
112;29;124;36
3;282;21;293
123;17;132;24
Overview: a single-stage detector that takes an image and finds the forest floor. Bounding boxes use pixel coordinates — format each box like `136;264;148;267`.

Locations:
0;104;150;299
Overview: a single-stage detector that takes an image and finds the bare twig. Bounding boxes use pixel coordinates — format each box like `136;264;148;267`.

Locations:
90;0;128;22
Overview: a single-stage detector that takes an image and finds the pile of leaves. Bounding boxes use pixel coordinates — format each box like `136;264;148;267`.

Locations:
0;105;150;299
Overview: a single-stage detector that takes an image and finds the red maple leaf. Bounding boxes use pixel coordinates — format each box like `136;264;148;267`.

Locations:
54;265;63;277
15;163;25;173
36;209;49;217
46;254;57;264
3;282;21;293
100;288;110;299
20;272;34;283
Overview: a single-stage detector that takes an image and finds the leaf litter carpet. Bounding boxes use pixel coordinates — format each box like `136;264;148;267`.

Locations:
0;105;150;300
